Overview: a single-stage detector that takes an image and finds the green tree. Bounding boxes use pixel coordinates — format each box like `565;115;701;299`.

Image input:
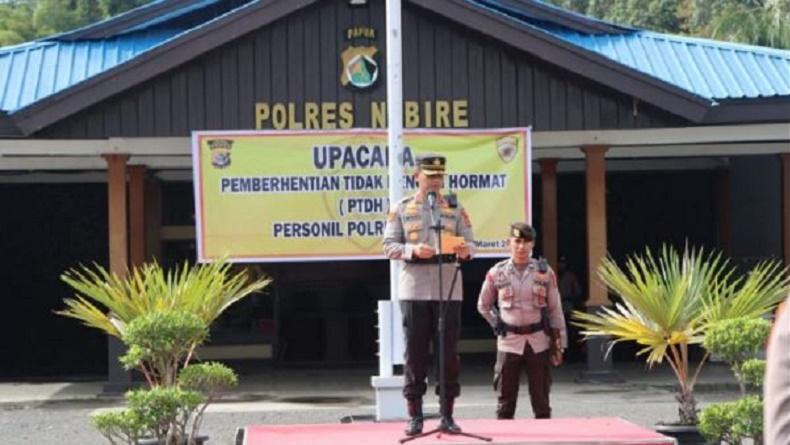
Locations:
545;0;790;49
0;1;36;46
708;0;790;49
101;0;150;17
33;0;84;37
0;0;152;46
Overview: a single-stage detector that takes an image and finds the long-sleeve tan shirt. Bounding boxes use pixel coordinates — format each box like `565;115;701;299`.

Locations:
477;258;567;354
765;298;790;444
382;193;475;301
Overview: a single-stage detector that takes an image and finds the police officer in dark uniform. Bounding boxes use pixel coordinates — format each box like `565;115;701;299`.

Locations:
383;154;475;435
477;223;567;419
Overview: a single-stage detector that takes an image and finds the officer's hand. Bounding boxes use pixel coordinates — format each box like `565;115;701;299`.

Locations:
493;320;507;337
413;243;436;259
550;339;564;366
454;242;471;260
550;349;564;367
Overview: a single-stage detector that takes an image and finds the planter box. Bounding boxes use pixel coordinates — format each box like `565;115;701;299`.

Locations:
655;424;705;445
137;435;208;445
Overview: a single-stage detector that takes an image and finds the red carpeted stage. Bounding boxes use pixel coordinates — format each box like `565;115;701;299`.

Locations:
242;417;675;444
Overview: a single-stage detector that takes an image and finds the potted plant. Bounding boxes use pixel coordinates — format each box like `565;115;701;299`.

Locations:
698;317;770;444
58;260;270;444
572;246;787;444
91;310;238;445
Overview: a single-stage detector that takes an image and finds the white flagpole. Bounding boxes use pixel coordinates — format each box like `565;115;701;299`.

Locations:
371;0;406;421
386;0;404;360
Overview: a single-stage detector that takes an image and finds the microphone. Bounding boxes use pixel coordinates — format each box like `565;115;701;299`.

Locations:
427;191;437;209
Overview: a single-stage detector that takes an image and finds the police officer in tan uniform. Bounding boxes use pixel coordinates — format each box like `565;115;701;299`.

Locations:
383;154;475;436
765;297;790;444
477;223;566;419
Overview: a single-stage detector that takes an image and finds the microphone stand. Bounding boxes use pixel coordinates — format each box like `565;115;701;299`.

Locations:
399;193;491;444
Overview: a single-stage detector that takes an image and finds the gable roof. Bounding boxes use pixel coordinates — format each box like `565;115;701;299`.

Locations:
0;0;257;115
0;0;787;136
477;0;790;101
440;0;790;122
0;29;181;113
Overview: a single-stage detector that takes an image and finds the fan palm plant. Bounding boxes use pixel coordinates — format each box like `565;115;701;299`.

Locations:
57;260;271;338
573;245;788;425
57;259;271;358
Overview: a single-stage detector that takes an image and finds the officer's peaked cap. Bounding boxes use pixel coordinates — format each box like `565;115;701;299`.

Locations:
510;222;536;241
416;153;446;176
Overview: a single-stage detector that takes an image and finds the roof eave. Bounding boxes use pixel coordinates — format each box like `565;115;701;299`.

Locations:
10;0;318;136
479;0;631;34
410;0;712;122
0;112;23;137
701;97;790;124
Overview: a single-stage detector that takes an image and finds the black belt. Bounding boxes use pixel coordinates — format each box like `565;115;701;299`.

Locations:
504;322;544;335
405;254;457;264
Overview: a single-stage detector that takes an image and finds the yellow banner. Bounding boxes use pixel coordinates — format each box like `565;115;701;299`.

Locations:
193;128;531;262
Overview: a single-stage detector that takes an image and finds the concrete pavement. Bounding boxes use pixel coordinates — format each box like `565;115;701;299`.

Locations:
0;360;746;445
0;360;740;407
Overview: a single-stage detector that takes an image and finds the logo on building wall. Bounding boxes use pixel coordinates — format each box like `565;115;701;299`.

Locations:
208;139;233;168
341;26;379;90
496;136;518;163
341;46;379;89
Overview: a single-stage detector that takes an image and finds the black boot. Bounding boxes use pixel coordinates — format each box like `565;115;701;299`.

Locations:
404;398;423;436
439;398;462;433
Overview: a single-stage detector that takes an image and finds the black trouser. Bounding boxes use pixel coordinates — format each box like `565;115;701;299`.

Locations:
493;342;551;419
400;300;462;401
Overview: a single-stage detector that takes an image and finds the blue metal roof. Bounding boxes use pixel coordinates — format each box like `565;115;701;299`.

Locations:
0;30;182;112
547;29;790;101
470;0;790;102
1;0;788;115
0;0;254;113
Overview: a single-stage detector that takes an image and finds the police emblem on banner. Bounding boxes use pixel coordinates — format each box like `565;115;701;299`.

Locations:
496;136;518;164
340;46;379;89
208;139;233;168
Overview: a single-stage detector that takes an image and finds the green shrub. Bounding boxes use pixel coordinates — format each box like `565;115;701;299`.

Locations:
704;317;770;396
701;317;770;444
739;359;766;387
730;396;763;443
178;362;239;440
179;362;238;397
92;410;147;445
127;387;204;443
699;401;738;444
120;311;208;386
703;318;770;364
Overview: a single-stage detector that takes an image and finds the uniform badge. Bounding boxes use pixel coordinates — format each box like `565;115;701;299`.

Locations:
208;139;233;168
496;136;518;164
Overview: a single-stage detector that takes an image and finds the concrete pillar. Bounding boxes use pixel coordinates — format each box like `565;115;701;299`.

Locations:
579;145;620;382
102;154;132;393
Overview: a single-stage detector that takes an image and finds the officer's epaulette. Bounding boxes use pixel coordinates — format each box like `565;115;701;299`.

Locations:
398;195;415;205
493;259;510;270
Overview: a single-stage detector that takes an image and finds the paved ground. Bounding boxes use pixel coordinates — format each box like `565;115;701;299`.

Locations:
0;361;746;445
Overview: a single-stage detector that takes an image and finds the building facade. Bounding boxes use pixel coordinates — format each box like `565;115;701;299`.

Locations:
0;0;788;379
